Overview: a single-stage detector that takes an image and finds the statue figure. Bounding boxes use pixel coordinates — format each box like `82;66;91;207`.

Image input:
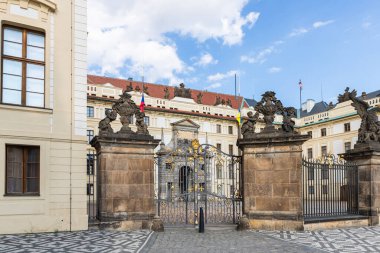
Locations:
227;98;232;107
135;85;141;92
327;102;334;110
282;107;296;133
221;99;226;105
98;109;117;135
164;87;170;99
241;111;258;138
214;96;221;106
254;91;284;131
143;85;149;95
126;82;134;92
343;88;380;143
135;110;149;135
196;92;203;104
112;91;138;133
174;83;192;98
338;87;351;103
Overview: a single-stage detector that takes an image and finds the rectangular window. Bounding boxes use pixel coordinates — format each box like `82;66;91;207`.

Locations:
228;163;234;179
6;145;40;195
216;165;222;179
307;131;312;138
308;186;314;195
322;185;328;194
307;148;313;159
229;144;234;155
321;128;327;137
1;26;45;107
344;123;351;132
167;182;173;200
216;143;221;151
87;154;94;175
308;167;314;180
87;183;94;195
321;146;327;157
321;165;329;180
87;130;94;143
228;126;233;135
144;116;150;126
344;142;351;152
216;124;221;133
87;106;94;118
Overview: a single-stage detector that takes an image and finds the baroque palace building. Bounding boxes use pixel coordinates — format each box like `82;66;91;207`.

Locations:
0;0;88;234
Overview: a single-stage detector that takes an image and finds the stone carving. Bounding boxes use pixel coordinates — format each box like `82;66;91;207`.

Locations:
143;85;149;95
282;107;296;133
343;88;380;144
241;111;258;138
227;99;232;107
254;91;284;131
135;110;149;135
98;109;117;135
327;102;334;110
135;85;141;92
338;87;351;103
214;96;221;106
196;92;203;104
126;82;134;92
164;87;170;99
112;91;138;133
174;83;192;98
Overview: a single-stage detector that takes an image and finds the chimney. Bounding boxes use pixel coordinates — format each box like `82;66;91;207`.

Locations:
362;91;367;100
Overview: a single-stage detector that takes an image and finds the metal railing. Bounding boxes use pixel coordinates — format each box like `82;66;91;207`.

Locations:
87;149;97;221
302;156;359;221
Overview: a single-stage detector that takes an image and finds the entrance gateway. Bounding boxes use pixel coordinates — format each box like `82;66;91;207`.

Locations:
155;119;242;226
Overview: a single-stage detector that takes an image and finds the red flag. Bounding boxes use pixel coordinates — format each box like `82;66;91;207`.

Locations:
139;93;145;112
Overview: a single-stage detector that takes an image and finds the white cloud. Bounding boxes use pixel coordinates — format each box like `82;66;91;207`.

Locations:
204;83;222;90
240;46;274;64
362;21;372;29
288;28;309;37
268;67;282;73
313;20;335;29
207;70;238;82
194;53;218;67
88;0;259;83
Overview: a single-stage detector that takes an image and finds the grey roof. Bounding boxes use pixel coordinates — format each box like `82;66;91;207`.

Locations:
301;101;329;117
245;98;258;107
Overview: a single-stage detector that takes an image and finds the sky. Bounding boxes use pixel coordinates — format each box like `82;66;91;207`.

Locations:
88;0;380;108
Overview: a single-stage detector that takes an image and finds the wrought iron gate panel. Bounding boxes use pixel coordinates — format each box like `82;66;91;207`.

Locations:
155;142;242;226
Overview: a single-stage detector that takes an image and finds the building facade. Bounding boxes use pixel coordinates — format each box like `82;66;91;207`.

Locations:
0;0;88;234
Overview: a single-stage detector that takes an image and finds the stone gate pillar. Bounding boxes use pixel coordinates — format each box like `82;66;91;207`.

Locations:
237;91;310;231
90;91;160;230
344;144;380;225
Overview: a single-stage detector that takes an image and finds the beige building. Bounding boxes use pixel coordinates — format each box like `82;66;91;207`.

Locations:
0;0;88;234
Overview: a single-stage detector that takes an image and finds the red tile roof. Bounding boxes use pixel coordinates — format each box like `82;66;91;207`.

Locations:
88;75;248;110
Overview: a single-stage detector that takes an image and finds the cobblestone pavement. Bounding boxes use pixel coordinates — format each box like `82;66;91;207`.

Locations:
0;230;152;253
141;226;325;253
259;226;380;253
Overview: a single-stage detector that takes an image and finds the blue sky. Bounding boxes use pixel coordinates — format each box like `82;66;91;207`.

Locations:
88;0;380;108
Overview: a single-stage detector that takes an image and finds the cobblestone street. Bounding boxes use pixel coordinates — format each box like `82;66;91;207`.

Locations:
1;226;380;252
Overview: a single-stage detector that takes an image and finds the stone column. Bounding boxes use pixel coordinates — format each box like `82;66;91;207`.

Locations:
238;133;309;231
344;143;380;226
91;135;160;229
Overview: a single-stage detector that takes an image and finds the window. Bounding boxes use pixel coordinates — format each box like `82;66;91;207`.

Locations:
6;145;40;195
216;165;222;179
229;144;234;155
308;167;314;180
344;142;351;152
216;124;221;133
307;148;313;159
228;163;234;179
307;131;312;138
2;26;45;107
344;123;351;132
216;143;221;151
308;186;314;195
322;185;328;194
87;130;94;143
321;146;327;157
321;128;327;137
87;106;94;118
167;182;173;200
87;154;94;175
87;183;94;195
144;116;150;126
321;165;329;180
230;185;234;197
228;126;233;135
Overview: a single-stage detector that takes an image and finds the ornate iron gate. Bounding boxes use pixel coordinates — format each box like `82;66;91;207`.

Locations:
302;155;359;221
155;141;242;226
